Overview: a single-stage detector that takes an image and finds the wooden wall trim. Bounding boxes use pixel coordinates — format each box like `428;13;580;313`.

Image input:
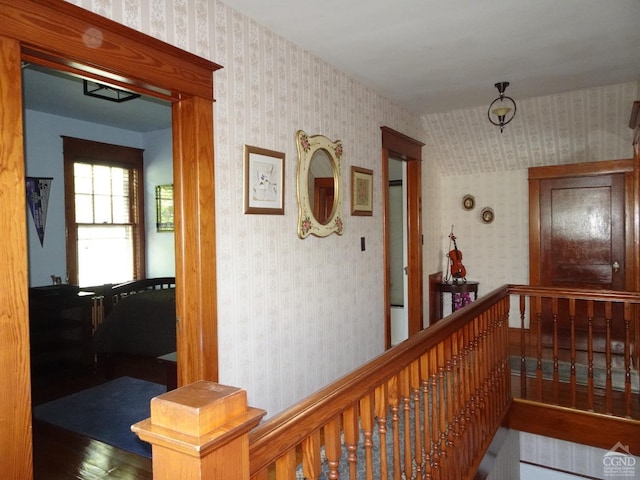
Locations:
381;126;425;161
0;0;221;100
173;97;218;384
509;399;640;453
528;158;634;180
0;34;33;479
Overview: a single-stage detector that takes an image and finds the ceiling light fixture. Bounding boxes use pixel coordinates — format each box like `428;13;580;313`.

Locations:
83;79;141;103
487;81;516;133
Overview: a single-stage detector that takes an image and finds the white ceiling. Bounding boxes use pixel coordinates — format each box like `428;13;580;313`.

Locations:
22;65;171;133
221;0;640;114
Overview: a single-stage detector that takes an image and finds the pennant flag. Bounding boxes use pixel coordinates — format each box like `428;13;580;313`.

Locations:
26;177;53;247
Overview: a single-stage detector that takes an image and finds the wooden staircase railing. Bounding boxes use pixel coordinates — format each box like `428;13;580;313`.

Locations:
506;285;640;452
132;285;639;478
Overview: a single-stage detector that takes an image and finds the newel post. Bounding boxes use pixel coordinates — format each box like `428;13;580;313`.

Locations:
132;381;266;479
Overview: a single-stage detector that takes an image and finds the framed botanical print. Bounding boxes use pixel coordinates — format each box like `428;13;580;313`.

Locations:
244;145;285;215
351;166;373;216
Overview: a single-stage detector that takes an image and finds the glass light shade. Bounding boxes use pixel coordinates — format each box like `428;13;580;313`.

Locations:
491;106;512;117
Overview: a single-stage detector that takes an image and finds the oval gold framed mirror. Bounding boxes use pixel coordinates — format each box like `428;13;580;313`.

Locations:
296;130;344;238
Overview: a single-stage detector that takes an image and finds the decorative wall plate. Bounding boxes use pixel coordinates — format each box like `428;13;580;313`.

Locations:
462;194;475;210
481;207;494;224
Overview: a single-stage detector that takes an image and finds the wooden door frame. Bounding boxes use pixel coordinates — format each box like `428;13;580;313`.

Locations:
528;159;637;291
0;1;221;477
381;127;424;349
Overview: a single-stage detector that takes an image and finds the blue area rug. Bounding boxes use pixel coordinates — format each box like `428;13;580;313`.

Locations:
33;376;166;458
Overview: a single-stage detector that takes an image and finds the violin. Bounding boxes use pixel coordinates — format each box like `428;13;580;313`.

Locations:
448;230;467;279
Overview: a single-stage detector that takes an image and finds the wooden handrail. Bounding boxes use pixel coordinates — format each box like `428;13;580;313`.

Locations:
508;284;640;303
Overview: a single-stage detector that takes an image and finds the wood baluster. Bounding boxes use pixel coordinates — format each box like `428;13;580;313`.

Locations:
429;347;441;479
535;296;543;402
324;416;342;480
302;430;322;480
552;297;559;404
489;310;498;421
375;383;390;480
500;297;509;408
359;393;375;480
462;321;473;472
387;375;401;480
488;309;496;425
343;404;359;480
456;326;469;474
569;298;577;407
479;313;489;444
519;294;527;397
605;301;613;414
451;330;463;476
470;316;481;464
479;311;490;434
275;448;296;479
465;322;478;468
399;367;412;479
495;306;504;419
447;333;459;478
420;353;433;479
624;303;632;418
587;300;595;410
444;336;455;454
437;342;448;478
410;360;423;478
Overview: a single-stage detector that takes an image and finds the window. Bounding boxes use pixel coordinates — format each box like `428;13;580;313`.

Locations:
63;137;145;286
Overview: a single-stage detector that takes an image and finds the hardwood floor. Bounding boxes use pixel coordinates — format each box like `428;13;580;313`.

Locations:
33;421;152;480
32;356;164;479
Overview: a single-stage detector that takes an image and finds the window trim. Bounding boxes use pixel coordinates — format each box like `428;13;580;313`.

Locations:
62;136;146;285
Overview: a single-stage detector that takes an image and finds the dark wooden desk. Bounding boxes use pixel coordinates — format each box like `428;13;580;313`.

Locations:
438;281;479;318
29;286;94;382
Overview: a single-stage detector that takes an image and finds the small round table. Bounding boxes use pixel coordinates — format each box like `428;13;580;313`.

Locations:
437;281;479;318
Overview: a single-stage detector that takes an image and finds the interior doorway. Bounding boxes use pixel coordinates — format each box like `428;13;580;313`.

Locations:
389;156;408;345
22;64;175;406
381;127;424;349
0;3;220;476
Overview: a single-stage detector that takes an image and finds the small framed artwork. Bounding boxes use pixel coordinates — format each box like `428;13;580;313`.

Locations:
351;166;373;216
462;194;475;210
155;184;174;232
244;145;285;215
481;207;495;224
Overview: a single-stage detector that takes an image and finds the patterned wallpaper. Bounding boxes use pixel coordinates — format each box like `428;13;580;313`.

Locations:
68;1;638;431
428;81;637;321
520;432;640;478
68;0;423;416
423;81;638;176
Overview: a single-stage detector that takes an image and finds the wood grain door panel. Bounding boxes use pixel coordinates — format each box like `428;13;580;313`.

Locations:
540;174;625;290
537;170;627;355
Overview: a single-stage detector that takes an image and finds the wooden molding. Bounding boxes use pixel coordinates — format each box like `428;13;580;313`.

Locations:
509;398;640;453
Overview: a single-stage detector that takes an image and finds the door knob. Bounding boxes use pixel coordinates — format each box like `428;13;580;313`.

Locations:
612;261;620;273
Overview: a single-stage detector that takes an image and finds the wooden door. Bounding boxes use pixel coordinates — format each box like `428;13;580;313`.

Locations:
540;174;625;290
530;160;635;358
